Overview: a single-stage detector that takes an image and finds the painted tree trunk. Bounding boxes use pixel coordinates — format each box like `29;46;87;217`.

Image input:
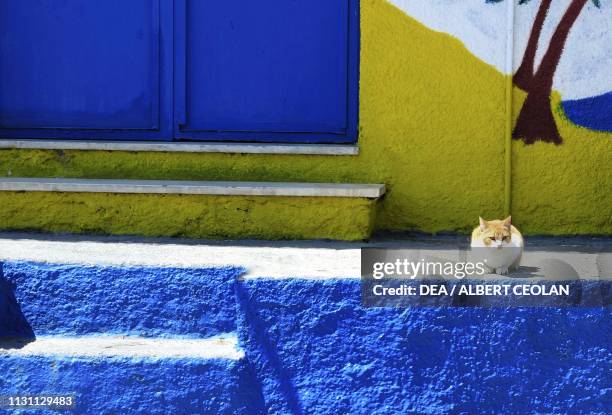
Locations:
514;0;554;92
513;0;589;144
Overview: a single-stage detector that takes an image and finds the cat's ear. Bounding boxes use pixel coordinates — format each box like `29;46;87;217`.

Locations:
479;217;488;231
502;216;512;228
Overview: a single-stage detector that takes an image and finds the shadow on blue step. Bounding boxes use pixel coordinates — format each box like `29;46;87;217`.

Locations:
0;263;35;347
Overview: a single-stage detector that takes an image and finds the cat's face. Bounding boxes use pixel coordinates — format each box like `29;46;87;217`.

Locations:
479;216;512;248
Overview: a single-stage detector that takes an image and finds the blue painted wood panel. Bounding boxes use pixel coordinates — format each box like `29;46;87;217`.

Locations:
175;0;359;143
0;0;173;140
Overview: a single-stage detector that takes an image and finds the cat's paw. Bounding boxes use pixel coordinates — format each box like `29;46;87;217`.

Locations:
494;266;509;275
481;265;495;275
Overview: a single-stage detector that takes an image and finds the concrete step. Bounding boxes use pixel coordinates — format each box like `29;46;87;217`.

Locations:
1;261;244;338
0;335;263;415
1;234;609;415
0;177;386;240
0;247;264;414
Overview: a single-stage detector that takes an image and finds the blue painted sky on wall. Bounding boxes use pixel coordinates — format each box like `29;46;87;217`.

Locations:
563;91;612;132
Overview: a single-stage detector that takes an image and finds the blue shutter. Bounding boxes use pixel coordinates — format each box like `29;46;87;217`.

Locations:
0;1;358;143
0;0;172;140
175;0;359;143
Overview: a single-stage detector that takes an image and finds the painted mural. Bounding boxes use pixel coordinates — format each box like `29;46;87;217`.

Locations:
511;0;608;143
0;0;610;237
392;0;611;143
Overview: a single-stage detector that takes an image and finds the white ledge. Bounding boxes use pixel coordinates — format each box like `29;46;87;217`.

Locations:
0;139;358;155
0;177;386;198
0;236;363;279
0;335;244;360
0;234;607;280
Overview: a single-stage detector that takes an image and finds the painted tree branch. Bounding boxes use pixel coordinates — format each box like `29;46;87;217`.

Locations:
514;0;554;91
513;0;589;144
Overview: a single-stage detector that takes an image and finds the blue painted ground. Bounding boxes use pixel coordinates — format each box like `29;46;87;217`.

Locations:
562;91;612;132
1;261;610;414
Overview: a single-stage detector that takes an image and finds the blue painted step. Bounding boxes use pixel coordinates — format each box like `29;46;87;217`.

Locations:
0;260;264;414
0;355;264;415
0;261;244;338
3;259;608;414
236;278;611;415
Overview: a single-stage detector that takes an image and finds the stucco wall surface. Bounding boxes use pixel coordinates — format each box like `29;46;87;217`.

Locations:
0;356;263;415
1;261;263;414
0;0;610;237
1;261;609;414
511;94;612;235
1;261;243;338
0;192;376;241
2;0;506;237
238;278;610;414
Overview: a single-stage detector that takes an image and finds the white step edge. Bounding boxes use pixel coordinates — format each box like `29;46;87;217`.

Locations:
0;236;362;279
0;177;385;199
0;234;605;280
0;139;359;156
0;335;244;360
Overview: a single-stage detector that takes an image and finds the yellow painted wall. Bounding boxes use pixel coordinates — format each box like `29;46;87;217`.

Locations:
0;192;376;240
512;91;612;234
0;0;609;237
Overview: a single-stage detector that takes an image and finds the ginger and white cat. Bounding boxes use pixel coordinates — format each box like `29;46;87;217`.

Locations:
471;216;523;275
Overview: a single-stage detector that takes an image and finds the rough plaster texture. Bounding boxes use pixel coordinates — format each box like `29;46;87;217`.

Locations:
1;0;506;238
1;261;243;338
512;92;612;235
238;279;610;414
0;192;376;241
1;260;609;414
0;356;264;415
0;0;609;236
